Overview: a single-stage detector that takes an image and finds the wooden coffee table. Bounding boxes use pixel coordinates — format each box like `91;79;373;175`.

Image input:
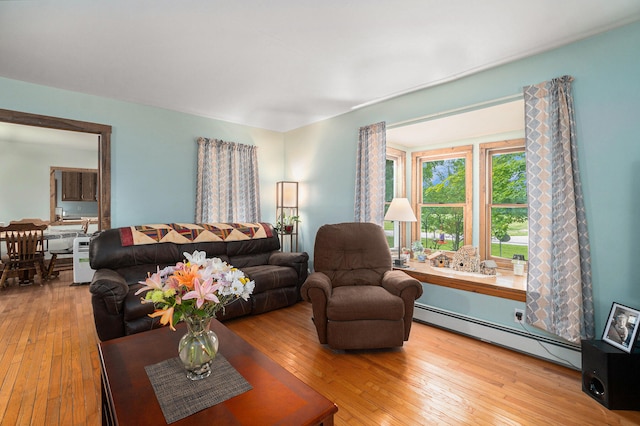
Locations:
99;320;337;425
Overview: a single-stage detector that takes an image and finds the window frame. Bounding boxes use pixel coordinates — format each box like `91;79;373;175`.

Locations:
411;145;473;248
385;147;407;250
479;139;527;269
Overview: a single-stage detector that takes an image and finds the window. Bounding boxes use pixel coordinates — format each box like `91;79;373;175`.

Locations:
412;146;472;251
385;147;406;249
479;139;527;268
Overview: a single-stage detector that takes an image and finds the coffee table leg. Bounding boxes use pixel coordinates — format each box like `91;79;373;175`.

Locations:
101;370;116;426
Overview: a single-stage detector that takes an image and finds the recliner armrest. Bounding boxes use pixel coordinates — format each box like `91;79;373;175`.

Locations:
300;271;332;302
381;270;423;299
382;270;423;340
300;271;333;344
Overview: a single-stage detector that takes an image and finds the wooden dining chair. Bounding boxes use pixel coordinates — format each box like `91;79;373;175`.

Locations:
0;223;48;287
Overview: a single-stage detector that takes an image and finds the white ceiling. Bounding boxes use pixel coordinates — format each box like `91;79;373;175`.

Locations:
387;99;525;147
1;1;639;133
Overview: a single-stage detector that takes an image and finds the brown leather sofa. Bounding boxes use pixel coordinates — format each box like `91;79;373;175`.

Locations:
301;222;423;350
89;223;308;341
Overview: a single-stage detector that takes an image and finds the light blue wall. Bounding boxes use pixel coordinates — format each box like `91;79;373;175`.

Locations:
0;77;285;227
284;21;640;338
0;139;97;223
2;21;638;340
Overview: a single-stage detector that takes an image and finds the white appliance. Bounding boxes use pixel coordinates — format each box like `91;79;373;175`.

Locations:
73;237;94;284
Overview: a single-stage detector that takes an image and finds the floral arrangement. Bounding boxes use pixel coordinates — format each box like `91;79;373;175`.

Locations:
136;251;255;331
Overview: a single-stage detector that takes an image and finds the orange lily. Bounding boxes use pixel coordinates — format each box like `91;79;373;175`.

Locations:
171;264;201;290
149;307;176;331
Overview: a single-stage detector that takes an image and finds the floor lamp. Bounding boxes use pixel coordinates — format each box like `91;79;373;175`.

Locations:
384;198;417;267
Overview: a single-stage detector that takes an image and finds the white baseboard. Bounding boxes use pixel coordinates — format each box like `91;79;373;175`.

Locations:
414;303;582;370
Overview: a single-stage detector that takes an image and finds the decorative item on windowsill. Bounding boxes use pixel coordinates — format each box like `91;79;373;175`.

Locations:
136;251;255;380
511;254;526;276
411;240;425;262
480;260;498;276
452;245;481;273
428;251;451;268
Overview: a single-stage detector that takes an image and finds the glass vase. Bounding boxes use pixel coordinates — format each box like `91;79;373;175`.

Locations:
178;315;219;381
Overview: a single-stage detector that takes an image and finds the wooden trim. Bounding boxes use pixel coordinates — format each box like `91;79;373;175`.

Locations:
0;108;111;230
479;144;490;261
478;139;525;269
398;260;526;302
411;145;473;244
386;147;409;249
386;147;406;196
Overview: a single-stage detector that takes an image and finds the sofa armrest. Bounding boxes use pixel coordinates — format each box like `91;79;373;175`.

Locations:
269;251;309;297
300;272;332;344
269;251;309;268
382;270;424;340
89;269;130;341
90;269;129;312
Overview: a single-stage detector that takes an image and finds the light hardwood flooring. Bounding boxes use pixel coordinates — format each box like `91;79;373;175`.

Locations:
1;272;639;425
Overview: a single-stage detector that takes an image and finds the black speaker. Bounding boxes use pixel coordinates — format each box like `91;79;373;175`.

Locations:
581;340;640;410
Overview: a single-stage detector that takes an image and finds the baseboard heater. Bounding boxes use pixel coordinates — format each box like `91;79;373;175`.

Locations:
413;303;582;370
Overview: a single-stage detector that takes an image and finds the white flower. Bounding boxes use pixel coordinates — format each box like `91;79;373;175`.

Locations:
229;280;244;295
241;280;255;301
218;281;234;296
183;250;207;266
205;257;230;274
225;269;245;282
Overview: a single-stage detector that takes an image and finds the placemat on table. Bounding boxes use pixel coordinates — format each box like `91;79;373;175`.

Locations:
145;354;252;424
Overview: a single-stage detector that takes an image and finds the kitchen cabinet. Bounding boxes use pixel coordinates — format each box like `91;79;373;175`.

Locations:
62;171;97;201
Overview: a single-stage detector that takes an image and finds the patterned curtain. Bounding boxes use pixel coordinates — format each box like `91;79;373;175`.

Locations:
524;76;594;343
354;122;386;224
196;137;261;223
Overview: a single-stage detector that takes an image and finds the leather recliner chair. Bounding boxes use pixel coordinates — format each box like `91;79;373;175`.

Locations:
301;222;423;350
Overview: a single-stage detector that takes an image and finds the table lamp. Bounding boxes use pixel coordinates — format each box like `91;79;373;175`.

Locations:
384;198;417;267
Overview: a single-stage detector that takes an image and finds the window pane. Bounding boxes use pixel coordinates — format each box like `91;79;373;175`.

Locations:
422;158;466;203
385;158;395;203
384;203;396;248
491;152;526;204
420;206;465;251
490;207;528;259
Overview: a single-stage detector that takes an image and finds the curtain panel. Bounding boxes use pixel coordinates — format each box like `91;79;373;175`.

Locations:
524;76;595;343
354;121;386;225
196;137;261;223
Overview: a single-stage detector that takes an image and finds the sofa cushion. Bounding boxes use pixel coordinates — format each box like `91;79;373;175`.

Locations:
217;298;252;321
251;286;299;315
228;252;272;268
242;264;298;292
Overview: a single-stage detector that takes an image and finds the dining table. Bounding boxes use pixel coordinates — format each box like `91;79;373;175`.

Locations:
0;227;88;281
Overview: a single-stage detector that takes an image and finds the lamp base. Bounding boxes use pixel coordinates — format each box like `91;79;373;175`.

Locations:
393;258;406;267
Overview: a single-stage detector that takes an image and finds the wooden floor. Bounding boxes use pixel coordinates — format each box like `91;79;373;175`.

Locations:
1;273;640;425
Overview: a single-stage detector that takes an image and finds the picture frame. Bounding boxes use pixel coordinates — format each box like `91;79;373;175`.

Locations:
602;302;640;353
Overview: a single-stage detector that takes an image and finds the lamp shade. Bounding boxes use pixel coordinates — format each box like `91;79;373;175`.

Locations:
384;198;417;222
276;181;298;207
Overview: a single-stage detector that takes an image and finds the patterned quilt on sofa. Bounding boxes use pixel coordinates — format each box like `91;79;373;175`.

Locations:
119;222;273;246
